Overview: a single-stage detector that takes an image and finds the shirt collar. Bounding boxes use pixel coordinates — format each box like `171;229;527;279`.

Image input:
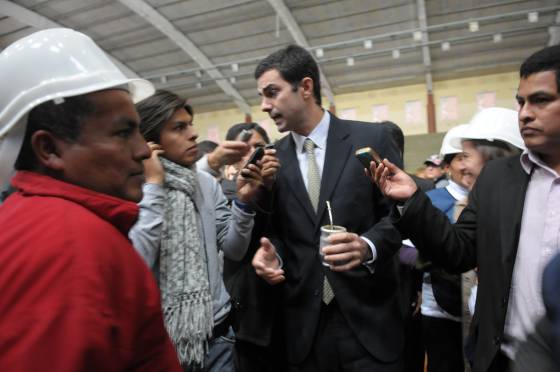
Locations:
11;171;139;235
446;179;469;201
291;110;330;152
520;149;560;177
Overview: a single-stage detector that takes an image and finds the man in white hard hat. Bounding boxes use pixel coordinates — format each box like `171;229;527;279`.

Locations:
372;44;560;372
0;29;181;371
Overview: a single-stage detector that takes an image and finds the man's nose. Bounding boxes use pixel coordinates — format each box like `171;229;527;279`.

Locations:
261;98;272;112
518;103;534;125
135;135;151;161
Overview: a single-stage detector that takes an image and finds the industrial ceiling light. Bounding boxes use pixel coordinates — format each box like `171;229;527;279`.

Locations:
195;70;203;78
392;49;400;59
196;82;202;89
528;12;539;23
160;75;167;84
315;48;324;58
346;57;355;66
229;76;236;84
364;40;373;49
469;21;479;32
231;63;239;72
413;30;422;41
441;42;450;51
493;33;502;43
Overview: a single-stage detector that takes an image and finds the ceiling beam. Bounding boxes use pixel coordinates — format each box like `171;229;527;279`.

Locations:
0;0;139;78
416;0;433;92
549;11;560;46
118;0;251;114
266;0;335;106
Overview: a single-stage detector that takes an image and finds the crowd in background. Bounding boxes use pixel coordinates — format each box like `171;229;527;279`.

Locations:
0;27;559;372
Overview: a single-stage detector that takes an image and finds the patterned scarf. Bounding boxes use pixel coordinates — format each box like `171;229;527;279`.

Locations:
158;157;213;366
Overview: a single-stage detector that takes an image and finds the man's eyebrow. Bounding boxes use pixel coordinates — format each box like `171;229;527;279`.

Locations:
261;84;275;92
173;119;192;126
114;117;139;128
518;90;556;101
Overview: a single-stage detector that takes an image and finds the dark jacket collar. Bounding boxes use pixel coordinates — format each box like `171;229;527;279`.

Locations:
11;171;139;236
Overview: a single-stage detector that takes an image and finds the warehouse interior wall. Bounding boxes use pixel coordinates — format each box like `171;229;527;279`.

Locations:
193;70;519;171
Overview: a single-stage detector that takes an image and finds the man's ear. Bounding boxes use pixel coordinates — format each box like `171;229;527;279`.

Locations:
30;130;67;171
300;77;314;101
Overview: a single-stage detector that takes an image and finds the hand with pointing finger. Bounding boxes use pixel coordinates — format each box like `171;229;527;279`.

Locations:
371;159;417;202
252;237;285;285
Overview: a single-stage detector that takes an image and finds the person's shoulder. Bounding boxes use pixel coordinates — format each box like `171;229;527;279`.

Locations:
336;117;384;133
0;195;129;272
196;169;227;202
479;154;524;182
197;167;215;182
410;174;434;192
485;154;521;170
425;187;454;207
6;193;97;224
197;168;220;189
275;132;292;146
426;186;448;197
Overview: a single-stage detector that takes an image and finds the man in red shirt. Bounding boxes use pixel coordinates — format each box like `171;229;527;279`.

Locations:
0;28;181;371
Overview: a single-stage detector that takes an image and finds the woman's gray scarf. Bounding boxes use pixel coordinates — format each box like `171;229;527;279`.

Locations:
158;157;213;366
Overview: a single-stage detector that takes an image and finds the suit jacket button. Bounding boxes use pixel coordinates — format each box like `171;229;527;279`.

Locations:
313;289;320;297
494;336;501;346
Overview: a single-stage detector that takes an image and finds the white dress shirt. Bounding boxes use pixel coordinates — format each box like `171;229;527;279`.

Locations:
290;111;378;265
502;150;560;358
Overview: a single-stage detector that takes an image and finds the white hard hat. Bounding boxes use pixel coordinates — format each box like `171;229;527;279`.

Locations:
450;107;525;150
0;28;154;185
440;124;468;156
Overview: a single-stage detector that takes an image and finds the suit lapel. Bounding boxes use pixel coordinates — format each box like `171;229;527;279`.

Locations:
499;158;530;273
277;134;317;224
315;116;352;228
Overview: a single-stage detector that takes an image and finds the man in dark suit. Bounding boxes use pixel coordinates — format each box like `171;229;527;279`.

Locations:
372;45;560;372
251;45;403;371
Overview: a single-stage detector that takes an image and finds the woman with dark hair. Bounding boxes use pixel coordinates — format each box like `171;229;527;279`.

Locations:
220;122;285;372
226;122;270;143
221;122;270;194
129;90;263;372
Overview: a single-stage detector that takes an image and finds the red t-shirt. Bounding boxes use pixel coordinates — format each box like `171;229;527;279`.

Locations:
0;172;181;371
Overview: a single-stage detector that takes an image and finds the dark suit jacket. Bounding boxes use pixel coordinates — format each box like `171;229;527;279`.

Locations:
269;115;404;364
393;155;530;372
221;180;282;347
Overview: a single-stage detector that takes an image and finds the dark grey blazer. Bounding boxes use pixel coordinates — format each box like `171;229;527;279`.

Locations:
269;114;404;364
393;155;531;372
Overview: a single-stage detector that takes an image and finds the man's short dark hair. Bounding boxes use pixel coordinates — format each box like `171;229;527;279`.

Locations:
378;121;404;155
136;90;191;143
14;95;96;171
254;45;322;106
225;122;270;144
520;45;560;92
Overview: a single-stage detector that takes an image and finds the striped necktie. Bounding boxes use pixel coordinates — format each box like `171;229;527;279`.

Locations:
303;138;334;304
